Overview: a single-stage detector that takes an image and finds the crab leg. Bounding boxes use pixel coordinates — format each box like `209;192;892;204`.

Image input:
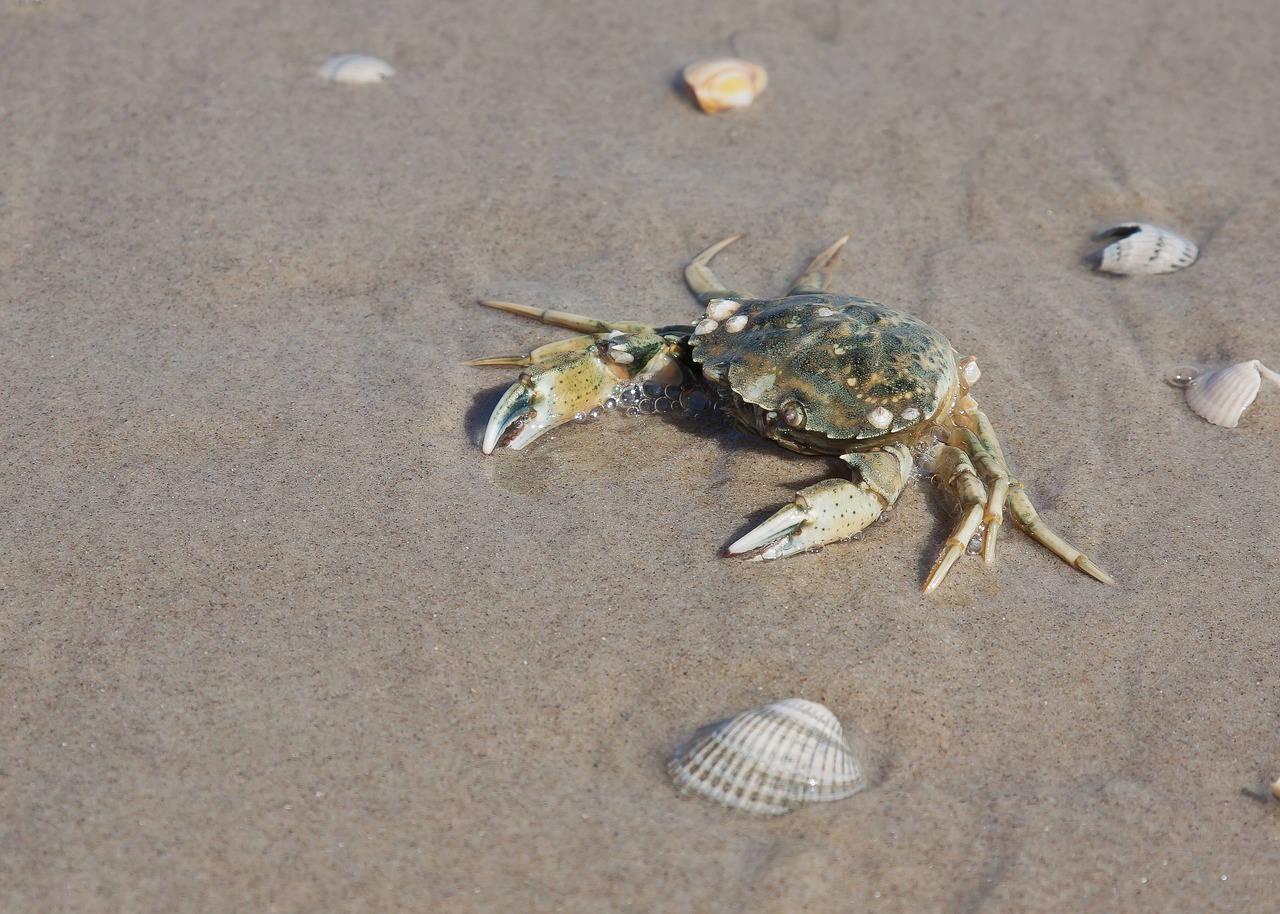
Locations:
952;426;1008;565
786;235;851;295
726;445;912;561
685;233;751;305
476;298;655;335
923;445;990;593
1005;482;1115;584
956;401;1114;585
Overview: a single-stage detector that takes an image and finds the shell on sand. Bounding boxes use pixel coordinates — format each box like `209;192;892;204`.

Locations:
681;58;768;113
1174;360;1280;427
318;54;395;85
1092;223;1198;275
667;698;866;815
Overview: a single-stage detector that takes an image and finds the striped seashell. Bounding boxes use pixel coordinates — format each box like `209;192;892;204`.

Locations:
318;54;395;85
1092;223;1198;275
682;58;768;113
1173;360;1280;428
668;698;866;815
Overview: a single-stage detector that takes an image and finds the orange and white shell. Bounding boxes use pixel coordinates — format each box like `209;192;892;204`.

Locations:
667;698;866;815
682;58;768;113
1174;360;1280;428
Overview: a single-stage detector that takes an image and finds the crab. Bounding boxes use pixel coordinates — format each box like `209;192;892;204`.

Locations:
467;235;1113;592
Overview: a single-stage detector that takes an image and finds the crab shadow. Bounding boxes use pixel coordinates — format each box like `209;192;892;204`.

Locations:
464;383;510;449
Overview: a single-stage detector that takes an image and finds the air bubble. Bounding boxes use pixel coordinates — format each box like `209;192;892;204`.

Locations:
1167;365;1202;388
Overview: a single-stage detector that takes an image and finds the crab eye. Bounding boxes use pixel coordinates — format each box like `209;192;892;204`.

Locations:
781;401;807;428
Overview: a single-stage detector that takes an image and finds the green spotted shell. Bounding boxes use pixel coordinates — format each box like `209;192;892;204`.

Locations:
689;294;959;456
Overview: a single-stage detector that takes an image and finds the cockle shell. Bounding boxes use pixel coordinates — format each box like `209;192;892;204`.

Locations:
1092;223;1198;275
1172;360;1280;428
668;698;866;815
682;58;768;113
318;54;395;85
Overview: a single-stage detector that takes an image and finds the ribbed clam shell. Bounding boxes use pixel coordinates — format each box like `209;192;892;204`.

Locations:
668;698;866;816
318;54;395;85
682;58;768;113
1092;223;1198;275
1181;360;1280;428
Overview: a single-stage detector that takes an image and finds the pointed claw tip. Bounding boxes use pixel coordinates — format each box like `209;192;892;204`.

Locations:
1076;557;1115;585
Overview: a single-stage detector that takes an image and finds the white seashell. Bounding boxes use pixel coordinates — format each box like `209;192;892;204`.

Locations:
318;54;395;85
1271;774;1280;801
1174;360;1280;428
1092;223;1198;275
681;58;768;113
668;698;866;816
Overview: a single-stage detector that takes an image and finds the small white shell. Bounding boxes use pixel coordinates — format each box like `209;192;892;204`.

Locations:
668;698;866;816
1174;360;1280;428
867;406;894;429
682;58;768;113
1092;223;1198;275
318;54;395;85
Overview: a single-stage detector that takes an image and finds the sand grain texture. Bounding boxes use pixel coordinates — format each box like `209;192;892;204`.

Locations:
2;1;1278;911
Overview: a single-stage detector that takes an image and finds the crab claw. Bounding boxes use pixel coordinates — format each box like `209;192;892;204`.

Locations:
481;332;684;453
726;446;912;560
725;479;889;560
481;348;612;453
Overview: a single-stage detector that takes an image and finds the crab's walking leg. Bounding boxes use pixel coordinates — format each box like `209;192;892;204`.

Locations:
923;445;990;593
952;426;1008;565
959;403;1114;585
786;235;851;296
685;233;751;305
475;298;656;335
1005;483;1115;584
726;445;912;561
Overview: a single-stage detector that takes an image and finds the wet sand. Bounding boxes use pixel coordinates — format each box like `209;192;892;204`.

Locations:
2;1;1278;910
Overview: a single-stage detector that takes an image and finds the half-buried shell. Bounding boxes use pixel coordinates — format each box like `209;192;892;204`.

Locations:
667;698;866;815
681;58;768;113
1092;223;1198;275
318;54;395;85
1173;360;1280;428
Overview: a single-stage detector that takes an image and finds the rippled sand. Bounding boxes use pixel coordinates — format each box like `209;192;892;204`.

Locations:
2;1;1277;911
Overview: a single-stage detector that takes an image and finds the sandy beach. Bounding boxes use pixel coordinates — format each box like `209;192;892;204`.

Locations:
3;0;1278;910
